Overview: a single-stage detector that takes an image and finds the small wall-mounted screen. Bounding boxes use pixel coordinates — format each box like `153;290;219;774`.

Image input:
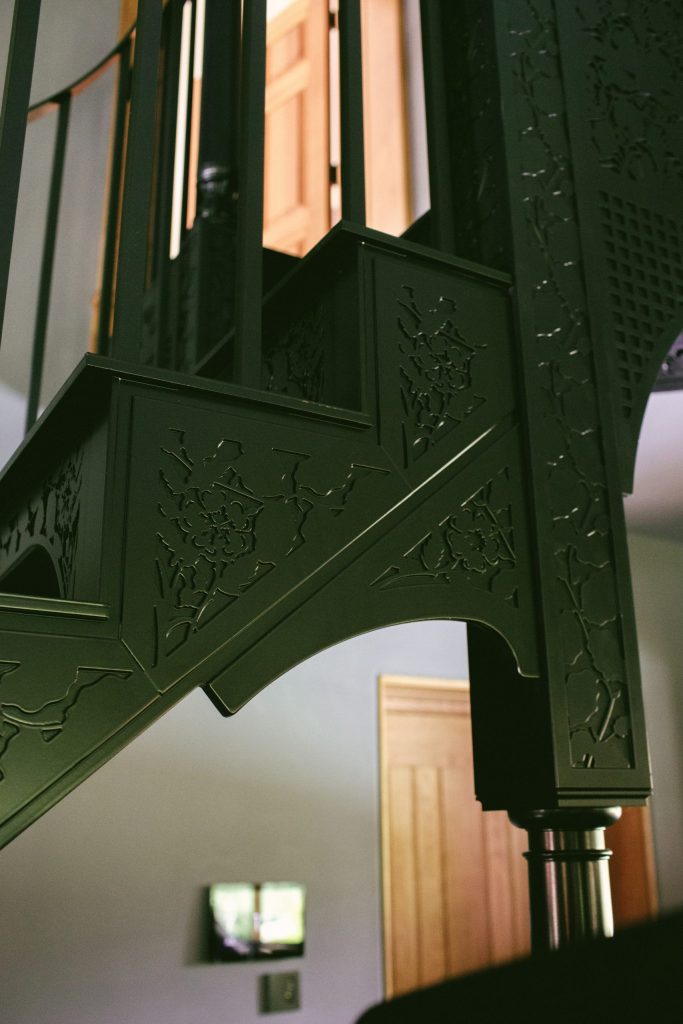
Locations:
208;882;305;962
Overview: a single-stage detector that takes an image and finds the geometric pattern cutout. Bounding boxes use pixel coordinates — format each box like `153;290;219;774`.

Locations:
654;331;683;390
600;190;683;417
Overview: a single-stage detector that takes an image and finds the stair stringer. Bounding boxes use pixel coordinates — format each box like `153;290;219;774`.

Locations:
0;345;539;849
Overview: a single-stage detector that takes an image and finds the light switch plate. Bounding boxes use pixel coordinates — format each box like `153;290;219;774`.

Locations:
260;971;300;1013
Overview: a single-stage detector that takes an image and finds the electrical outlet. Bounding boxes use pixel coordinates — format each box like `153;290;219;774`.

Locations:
260;971;300;1013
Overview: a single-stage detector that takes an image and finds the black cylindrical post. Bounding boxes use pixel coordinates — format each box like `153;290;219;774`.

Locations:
338;0;366;224
198;0;241;176
234;0;267;388
509;807;622;953
0;0;42;345
419;0;455;252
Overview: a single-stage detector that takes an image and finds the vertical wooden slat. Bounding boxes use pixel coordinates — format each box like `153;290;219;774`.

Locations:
414;765;447;986
234;0;267;388
441;759;491;976
482;811;518;964
25;93;71;431
338;0;365;223
0;0;42;346
419;0;455;251
508;820;532;955
388;765;419;995
380;675;532;997
112;0;164;361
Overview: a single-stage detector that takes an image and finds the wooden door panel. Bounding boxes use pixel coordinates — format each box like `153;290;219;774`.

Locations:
387;765;419;993
380;676;531;997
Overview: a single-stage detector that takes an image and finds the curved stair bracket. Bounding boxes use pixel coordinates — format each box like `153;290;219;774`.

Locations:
0;228;651;847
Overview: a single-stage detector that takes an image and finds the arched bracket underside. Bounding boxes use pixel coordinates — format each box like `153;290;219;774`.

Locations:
624;318;683;495
0;230;544;847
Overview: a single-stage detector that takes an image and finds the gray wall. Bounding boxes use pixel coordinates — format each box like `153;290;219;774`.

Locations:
0;620;468;1024
628;531;683;912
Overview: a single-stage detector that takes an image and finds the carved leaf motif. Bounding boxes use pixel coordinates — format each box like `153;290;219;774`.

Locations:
578;0;683;184
372;469;517;605
511;0;634;768
397;285;486;464
0;661;132;782
0;449;83;598
155;430;387;660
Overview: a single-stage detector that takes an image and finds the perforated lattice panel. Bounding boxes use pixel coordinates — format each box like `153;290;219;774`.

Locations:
600;190;683;418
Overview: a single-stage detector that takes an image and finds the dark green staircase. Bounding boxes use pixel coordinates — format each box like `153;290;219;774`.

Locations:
1;0;681;851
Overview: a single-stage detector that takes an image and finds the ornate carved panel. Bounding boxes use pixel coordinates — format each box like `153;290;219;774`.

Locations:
263;304;326;402
505;0;640;771
396;284;487;464
0;449;83;599
154;427;387;661
372;467;518;607
371;249;515;482
555;0;683;485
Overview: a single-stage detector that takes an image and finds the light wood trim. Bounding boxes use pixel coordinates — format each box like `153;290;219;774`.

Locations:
265;58;311;114
262;203;310;249
360;0;411;233
381;674;470;692
267;0;311;45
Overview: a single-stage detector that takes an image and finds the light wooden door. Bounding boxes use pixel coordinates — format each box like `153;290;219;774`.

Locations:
379;675;530;998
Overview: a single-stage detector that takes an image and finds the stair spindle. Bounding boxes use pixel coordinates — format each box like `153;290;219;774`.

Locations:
338;0;366;225
420;0;456;252
96;37;132;355
112;0;164;361
234;0;267;389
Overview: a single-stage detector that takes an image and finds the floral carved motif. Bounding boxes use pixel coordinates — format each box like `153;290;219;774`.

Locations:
578;0;683;184
372;469;518;606
155;430;387;660
0;448;83;598
397;285;486;465
0;661;132;782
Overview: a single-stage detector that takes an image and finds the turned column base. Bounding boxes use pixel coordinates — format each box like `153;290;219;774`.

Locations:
509;807;622;953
